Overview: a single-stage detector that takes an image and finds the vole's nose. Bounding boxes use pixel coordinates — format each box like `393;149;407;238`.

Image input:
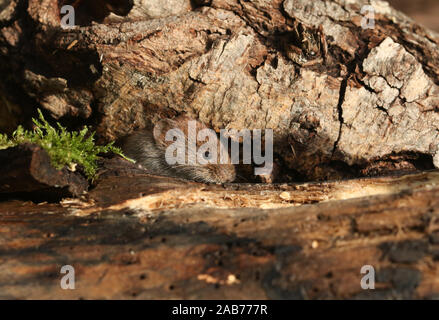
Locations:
222;166;236;183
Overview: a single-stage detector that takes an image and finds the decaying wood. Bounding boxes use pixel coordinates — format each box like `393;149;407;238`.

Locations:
1;0;439;300
1;170;439;299
0;143;88;198
0;0;438;180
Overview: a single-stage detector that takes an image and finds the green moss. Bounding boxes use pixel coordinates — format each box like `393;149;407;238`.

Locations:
0;109;133;181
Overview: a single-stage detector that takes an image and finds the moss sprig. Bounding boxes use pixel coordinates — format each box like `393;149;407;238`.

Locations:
0;109;133;181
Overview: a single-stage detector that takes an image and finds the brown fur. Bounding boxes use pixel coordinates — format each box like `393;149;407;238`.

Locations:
120;116;236;184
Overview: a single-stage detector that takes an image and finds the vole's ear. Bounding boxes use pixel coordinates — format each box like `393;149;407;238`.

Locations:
153;119;185;149
153;119;174;148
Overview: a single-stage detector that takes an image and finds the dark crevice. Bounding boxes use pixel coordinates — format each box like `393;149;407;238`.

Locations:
356;78;395;121
331;76;347;159
57;0;134;26
188;73;207;85
360;152;435;177
0;0;47;130
0;188;75;204
248;54;267;80
375;104;392;119
190;0;212;10
330;26;376;159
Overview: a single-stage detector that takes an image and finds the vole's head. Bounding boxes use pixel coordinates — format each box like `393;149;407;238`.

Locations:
152;115;236;184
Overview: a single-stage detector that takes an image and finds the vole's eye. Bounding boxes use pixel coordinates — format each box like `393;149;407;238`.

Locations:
204;151;211;159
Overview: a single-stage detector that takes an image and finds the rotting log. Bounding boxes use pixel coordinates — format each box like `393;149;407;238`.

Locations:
1;170;439;299
1;0;439;181
0;143;88;198
1;0;439;301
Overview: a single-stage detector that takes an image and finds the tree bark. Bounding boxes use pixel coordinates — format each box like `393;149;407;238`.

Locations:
1;169;439;299
1;0;439;181
0;143;88;198
1;0;439;300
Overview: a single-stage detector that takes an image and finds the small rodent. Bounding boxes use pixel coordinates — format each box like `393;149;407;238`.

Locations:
120;115;236;184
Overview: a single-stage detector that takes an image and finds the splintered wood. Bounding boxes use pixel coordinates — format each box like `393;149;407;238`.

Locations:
68;171;439;215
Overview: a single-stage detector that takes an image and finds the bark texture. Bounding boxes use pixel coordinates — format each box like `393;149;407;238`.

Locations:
1;169;439;299
0;143;88;198
2;0;439;300
0;0;439;180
